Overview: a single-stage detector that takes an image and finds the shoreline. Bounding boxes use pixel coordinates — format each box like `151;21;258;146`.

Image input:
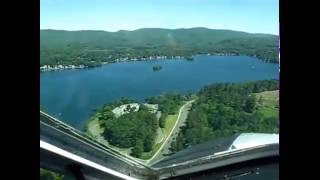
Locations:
40;53;278;72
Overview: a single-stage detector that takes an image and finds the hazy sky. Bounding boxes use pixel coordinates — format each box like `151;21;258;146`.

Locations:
40;0;278;34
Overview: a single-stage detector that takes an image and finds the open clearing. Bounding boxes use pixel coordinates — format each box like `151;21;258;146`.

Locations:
255;90;279;119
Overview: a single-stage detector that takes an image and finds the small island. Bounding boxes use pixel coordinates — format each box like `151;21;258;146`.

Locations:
185;56;194;61
41;29;279;72
153;65;162;71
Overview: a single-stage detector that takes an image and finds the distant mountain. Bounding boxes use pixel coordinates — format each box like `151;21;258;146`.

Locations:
40;28;278;66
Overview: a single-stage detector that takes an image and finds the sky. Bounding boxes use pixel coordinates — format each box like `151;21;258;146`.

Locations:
40;0;279;35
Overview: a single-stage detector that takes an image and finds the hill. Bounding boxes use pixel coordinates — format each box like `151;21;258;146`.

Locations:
40;28;278;67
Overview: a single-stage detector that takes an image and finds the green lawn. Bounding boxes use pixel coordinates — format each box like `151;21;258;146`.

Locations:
256;90;279;106
163;114;179;136
258;106;278;119
255;90;279;119
86;118;104;138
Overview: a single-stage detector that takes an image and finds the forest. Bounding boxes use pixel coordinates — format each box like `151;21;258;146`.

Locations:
86;80;279;158
40;28;278;67
169;79;279;153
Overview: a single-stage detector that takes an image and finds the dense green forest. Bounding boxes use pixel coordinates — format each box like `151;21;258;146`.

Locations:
104;109;158;157
40;28;278;67
169;79;279;153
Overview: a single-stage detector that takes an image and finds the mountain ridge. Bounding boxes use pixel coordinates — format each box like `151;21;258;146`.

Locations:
40;28;278;67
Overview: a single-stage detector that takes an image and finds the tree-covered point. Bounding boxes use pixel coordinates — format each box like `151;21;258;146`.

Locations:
40;28;278;66
170;79;279;153
90;103;158;158
104;109;158;157
86;94;186;158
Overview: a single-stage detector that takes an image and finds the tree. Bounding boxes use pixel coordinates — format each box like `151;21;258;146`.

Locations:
244;95;256;113
159;113;168;128
131;140;143;158
144;136;154;152
258;96;264;105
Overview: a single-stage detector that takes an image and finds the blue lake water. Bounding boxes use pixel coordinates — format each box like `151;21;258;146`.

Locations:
40;55;279;130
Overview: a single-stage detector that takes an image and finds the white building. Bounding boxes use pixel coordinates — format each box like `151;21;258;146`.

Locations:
112;103;140;118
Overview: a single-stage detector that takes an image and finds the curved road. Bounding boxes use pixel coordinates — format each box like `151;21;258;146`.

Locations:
147;100;195;165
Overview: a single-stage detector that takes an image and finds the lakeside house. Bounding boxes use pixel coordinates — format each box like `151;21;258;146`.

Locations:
112;103;140;118
40;53;251;72
111;103;159;118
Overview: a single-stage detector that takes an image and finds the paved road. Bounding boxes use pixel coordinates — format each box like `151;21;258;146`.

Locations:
148;100;194;165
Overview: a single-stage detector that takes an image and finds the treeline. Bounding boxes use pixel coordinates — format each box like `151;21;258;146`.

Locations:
170;80;279;153
211;36;278;62
40;28;278;66
145;93;186;128
40;48;106;67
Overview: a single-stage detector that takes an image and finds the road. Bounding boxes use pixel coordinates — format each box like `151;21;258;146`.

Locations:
147;100;195;165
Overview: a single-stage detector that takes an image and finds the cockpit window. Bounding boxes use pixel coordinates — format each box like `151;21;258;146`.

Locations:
40;0;279;179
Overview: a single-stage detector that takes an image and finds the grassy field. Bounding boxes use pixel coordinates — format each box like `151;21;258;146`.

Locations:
255;90;279;119
163;114;179;135
86;118;104;138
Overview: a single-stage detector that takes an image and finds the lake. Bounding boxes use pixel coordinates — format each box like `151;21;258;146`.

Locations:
40;55;279;130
